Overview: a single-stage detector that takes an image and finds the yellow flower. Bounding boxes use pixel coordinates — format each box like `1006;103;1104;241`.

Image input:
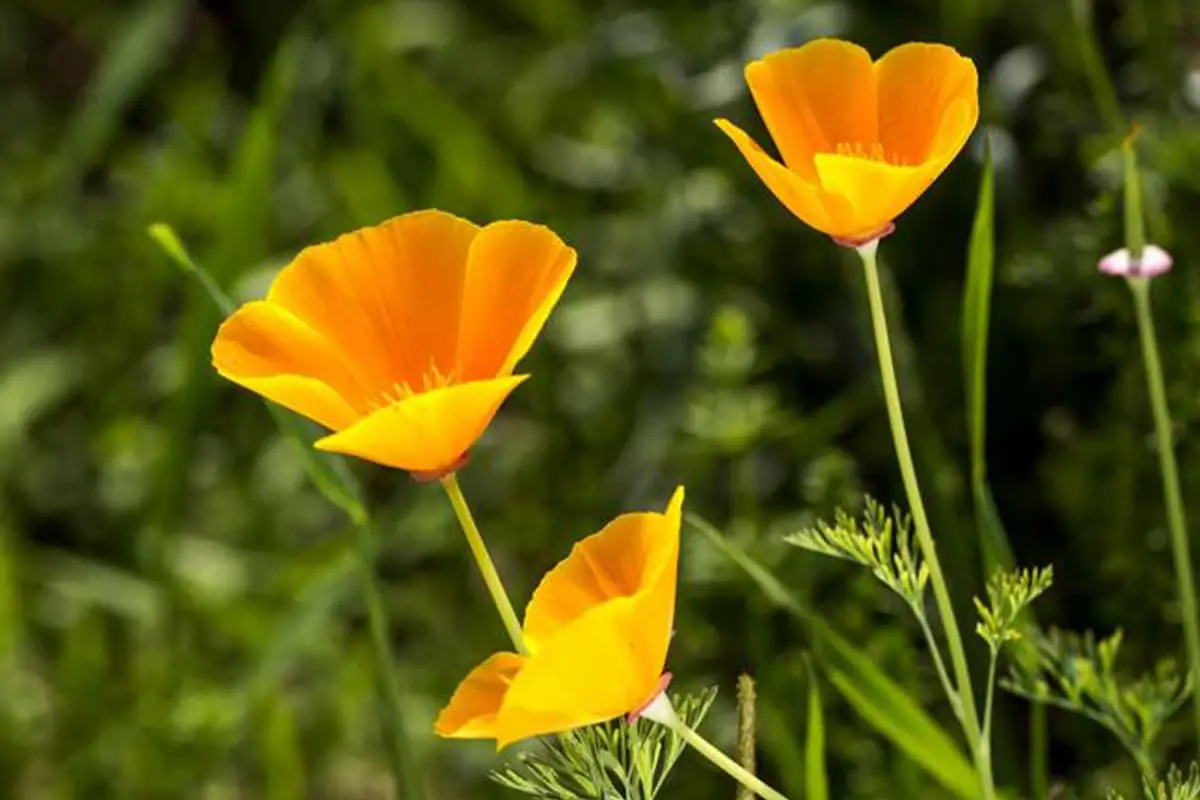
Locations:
435;487;685;748
716;39;979;245
211;210;576;479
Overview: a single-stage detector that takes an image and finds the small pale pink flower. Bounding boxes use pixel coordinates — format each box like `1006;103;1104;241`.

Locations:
1098;244;1173;278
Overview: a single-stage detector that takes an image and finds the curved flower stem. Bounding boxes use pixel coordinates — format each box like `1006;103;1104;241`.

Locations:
352;513;424;799
440;473;527;654
856;242;995;800
644;695;792;800
1129;277;1200;753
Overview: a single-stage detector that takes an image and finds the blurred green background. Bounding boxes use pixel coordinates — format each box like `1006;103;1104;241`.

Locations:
4;0;1200;797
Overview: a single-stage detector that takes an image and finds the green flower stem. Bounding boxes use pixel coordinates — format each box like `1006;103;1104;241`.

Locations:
981;649;999;754
352;514;424;799
649;700;790;800
1129;277;1200;754
440;473;527;654
856;242;995;800
916;610;964;721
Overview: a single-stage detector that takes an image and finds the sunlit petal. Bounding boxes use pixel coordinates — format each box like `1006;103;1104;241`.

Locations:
212;300;368;428
714;119;855;237
314;375;528;472
268;210;479;392
874;43;979;165
496;598;652;748
745;39;877;181
812;153;949;240
434;652;525;739
456;221;577;382
523;487;685;653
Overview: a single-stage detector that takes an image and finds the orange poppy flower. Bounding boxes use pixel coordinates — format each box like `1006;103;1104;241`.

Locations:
435;487;685;748
211;210;576;478
716;39;979;246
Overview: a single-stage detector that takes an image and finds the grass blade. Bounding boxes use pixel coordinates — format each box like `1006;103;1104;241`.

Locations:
805;658;829;800
962;137;1007;572
962;139;1049;797
688;513;980;799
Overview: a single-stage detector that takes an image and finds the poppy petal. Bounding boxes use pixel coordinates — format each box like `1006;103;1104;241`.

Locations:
873;43;979;166
435;652;526;739
456;221;577;383
523;488;684;655
715;119;856;237
268;210;479;394
812;153;949;239
497;597;652;748
744;39;877;182
212;300;368;429
313;375;528;473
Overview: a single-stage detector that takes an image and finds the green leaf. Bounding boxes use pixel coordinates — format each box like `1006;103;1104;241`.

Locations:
805;659;829;800
962;137;996;541
688;513;981;800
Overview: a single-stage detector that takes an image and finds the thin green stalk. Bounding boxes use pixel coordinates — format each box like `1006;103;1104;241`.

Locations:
915;611;964;722
440;474;527;653
649;700;791;800
353;514;423;800
981;650;999;752
856;242;995;800
1031;703;1048;800
1129;278;1200;754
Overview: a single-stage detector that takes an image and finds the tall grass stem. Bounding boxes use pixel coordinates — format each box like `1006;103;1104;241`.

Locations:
353;516;424;799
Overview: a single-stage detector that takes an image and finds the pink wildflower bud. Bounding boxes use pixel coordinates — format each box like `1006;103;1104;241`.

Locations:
1098;244;1173;278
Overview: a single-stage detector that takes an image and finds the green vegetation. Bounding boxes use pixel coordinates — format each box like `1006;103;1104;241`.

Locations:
4;0;1200;797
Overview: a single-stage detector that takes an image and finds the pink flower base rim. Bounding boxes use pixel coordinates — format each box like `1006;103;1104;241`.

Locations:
832;222;896;249
409;451;472;483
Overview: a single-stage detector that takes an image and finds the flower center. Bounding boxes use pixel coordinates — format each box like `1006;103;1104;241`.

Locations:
833;141;908;167
379;361;456;407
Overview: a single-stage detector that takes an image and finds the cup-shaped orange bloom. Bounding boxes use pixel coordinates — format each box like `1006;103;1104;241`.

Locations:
211;210;576;478
716;39;979;245
435;487;685;748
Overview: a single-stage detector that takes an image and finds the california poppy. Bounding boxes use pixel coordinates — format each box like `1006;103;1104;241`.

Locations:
435;487;684;748
211;210;576;479
716;39;979;246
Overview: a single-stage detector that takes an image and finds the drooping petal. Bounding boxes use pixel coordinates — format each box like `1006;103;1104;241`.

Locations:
212;300;368;429
455;221;577;383
744;39;878;182
267;210;479;394
496;598;654;748
714;119;856;237
434;652;525;739
812;152;950;240
313;375;528;473
523;488;684;654
873;43;979;166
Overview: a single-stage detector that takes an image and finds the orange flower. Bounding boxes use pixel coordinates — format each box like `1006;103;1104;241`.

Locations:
435;487;685;748
211;210;576;478
716;39;979;246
